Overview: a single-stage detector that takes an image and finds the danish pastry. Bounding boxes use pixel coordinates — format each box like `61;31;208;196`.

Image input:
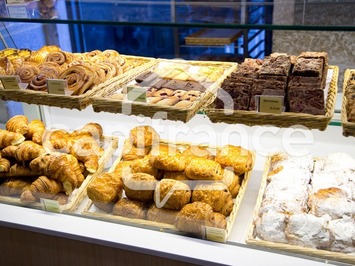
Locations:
185;157;223;180
122;173;157;202
154;179;191;210
215;145;253;175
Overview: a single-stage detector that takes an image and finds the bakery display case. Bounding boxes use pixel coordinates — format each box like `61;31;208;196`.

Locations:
0;1;355;265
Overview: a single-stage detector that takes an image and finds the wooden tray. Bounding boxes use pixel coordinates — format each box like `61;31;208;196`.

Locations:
0;56;156;110
185;29;242;46
246;154;355;265
82;139;254;243
204;66;339;131
341;69;355;137
0;135;118;213
91;59;237;123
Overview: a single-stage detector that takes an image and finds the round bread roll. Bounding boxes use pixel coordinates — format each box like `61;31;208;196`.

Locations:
192;182;234;216
185;157;223;180
112;197;147;220
122;173;157;202
154;179;191;210
215;145;253;175
129;125;160;148
175;202;214;236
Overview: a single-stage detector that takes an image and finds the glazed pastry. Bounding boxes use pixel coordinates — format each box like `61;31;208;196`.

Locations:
149;148;187;172
27;73;50;91
175;202;214;236
147;204;179;225
113;160;133;176
154;179;191;210
0;158;10;173
192;182;234;216
43;129;70;152
87;172;124;212
121;139;150;161
6;115;29;135
0;129;25;149
122;173;157;202
130;155;159;178
95;62;118;80
1;164;40;178
185;157;223;180
15;64;40;84
129;125;160;148
163;171;189;181
222;169;241;198
1;145;17;158
181;145;214;160
14;141;46;161
45;51;69;66
215;145;253;175
26;120;46;145
20;175;63;203
29;45;61;64
0;178;33;196
112;197;147;219
72;122;103;143
210;212;227;229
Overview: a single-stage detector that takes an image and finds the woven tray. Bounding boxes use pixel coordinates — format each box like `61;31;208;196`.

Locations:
0;56;156;110
185;29;243;46
204;65;339;131
0;135;118;213
91;59;237;123
82;139;254;243
246;155;355;265
341;69;355;137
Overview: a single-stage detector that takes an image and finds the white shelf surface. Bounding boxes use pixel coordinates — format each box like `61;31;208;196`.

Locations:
0;106;354;266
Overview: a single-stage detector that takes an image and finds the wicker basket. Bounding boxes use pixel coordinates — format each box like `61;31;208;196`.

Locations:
246;155;355;265
341;69;355;137
91;59;237;123
0;135;118;213
82;139;254;243
0;56;157;110
204;65;339;131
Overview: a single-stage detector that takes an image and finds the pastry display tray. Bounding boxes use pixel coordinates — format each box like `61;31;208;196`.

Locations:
0;55;156;110
341;69;355;137
81;139;255;243
204;66;339;131
185;29;242;46
0;135;118;213
246;154;355;265
90;59;237;123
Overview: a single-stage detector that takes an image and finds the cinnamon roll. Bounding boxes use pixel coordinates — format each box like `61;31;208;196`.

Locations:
15;64;40;83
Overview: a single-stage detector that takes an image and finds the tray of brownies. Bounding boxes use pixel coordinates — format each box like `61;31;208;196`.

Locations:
204;52;338;131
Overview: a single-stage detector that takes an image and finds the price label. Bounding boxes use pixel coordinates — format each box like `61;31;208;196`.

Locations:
0;75;23;90
126;85;147;103
40;198;61;213
47;79;69;95
6;4;29;18
204;226;226;243
257;95;284;114
6;0;26;4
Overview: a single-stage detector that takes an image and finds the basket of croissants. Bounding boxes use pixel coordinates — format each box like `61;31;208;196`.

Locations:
0;46;157;110
0;115;118;212
83;125;255;242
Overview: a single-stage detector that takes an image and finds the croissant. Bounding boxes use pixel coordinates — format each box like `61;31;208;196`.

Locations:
0;178;33;196
15;141;46;161
0;130;26;149
20;175;63;203
43;129;70;152
1;145;18;158
29;153;79;195
26;120;46;145
1;164;41;178
6;115;29;135
64;154;85;187
71;122;103;143
0;158;10;173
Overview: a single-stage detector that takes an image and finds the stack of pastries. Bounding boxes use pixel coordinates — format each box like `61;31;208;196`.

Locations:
0;46;145;95
344;71;355;122
109;61;225;108
254;152;355;254
87;125;254;236
0;115;105;205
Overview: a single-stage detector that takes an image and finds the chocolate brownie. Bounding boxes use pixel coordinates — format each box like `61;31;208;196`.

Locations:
215;88;250;110
292;58;324;77
287;88;325;115
252;78;287;91
259;54;292;77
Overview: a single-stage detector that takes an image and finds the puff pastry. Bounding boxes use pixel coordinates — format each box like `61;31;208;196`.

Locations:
222;168;241;198
147;204;179;225
130;155;159;177
185;157;223;180
149;150;186;172
122;173;157;202
210;212;227;229
154;179;191;210
112;197;147;220
129;125;160;148
122;139;150;161
181;145;214;160
215;145;253;175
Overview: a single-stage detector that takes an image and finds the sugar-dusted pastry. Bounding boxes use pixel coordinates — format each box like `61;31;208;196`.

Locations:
185;157;223;180
0;130;26;149
192;182;234;216
209;212;227;229
270;152;314;172
112;197;147;219
122;173;157;202
87;172;124;212
129;125;160;148
285;213;331;249
122;139;150;161
6;115;29;135
328;216;355;253
222;168;241;198
254;210;288;244
313;152;355;172
215;145;253;175
147;204;179;225
154;179;191;210
175;201;214;236
181;145;214;160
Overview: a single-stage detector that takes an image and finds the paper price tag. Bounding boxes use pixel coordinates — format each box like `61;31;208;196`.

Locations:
204;226;226;243
6;4;29;18
257;95;284;114
6;0;26;3
40;198;61;213
126;85;147;103
47;79;69;95
0;75;24;90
